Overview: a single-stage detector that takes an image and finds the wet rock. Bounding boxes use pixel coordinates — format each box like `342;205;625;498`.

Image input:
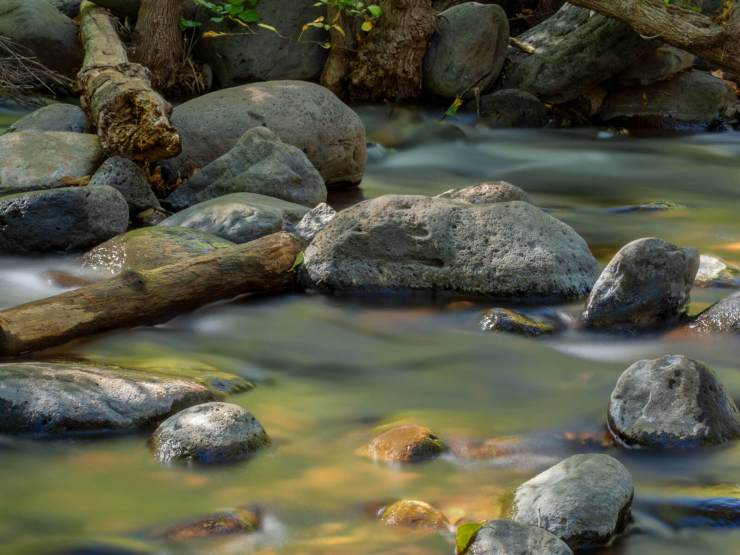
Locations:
303;196;598;301
194;0;327;87
468;520;574;555
0;186;128;254
165;127;326;210
368;425;447;463
0;132;104;194
0;0;83;75
0;362;226;435
290;202;337;243
583;237;699;331
161;193;309;244
8;104;88;133
437;181;530;204
423;3;509;98
616;45;695;87
151;505;262;541
164;80;367;186
150;402;270;465
689;291;740;334
81;226;234;275
501;5;649;102
608;355;740;448
379;500;449;531
601;71;737;128
470;90;547;128
135;207;171;226
695;255;739;288
512;454;634;549
480;308;557;337
89;157;161;213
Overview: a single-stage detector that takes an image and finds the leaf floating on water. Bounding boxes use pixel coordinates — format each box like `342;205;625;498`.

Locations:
455;522;483;555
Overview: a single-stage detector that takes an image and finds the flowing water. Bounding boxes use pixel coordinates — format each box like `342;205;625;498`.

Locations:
1;107;739;554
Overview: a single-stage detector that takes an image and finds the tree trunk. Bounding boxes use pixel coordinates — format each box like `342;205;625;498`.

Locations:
567;0;740;73
321;0;436;102
0;232;302;357
132;0;185;90
77;0;181;161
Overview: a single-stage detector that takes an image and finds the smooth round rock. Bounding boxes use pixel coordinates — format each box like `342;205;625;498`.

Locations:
151;402;270;465
469;520;574;555
512;454;634;549
583;237;699;331
608;355;740;448
437;181;530;204
368;425;447;463
0;186;128;254
8;104;88;133
379;500;449;531
89;157;161;213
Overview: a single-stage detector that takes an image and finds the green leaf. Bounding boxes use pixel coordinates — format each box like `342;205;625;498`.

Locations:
179;18;202;30
455;522;483;555
290;251;305;272
367;4;382;18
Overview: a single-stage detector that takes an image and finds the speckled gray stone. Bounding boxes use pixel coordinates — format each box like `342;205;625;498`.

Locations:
469;520;574;555
290;202;337;243
608;355;740;448
89;156;161;212
436;181;530;204
689;291;740;334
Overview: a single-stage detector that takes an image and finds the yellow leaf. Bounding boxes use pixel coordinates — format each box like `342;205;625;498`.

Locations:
361;20;373;32
202;31;226;38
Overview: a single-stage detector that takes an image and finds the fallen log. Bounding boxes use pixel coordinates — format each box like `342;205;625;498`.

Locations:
77;0;181;161
0;232;302;357
568;0;740;74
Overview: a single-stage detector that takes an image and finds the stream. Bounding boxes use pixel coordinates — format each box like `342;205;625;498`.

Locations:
0;106;739;554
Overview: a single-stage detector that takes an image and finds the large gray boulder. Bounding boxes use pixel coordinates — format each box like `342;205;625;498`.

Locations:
165;127;326;210
194;0;328;87
689;291;740;334
468;520;574;555
0;186;129;254
89;156;161;213
423;2;509;98
151;402;270;465
0;0;82;75
163;81;367;186
501;5;649;102
303;196;598;300
0;362;248;435
615;45;695;87
8;104;88;133
608;355;740;448
0;132;104;195
600;70;737;127
583;238;699;332
512;454;634;549
82;226;234;275
161;193;309;244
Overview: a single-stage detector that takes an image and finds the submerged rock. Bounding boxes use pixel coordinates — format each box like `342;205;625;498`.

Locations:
303;196;598;301
164;81;367;186
165;127;326;210
0;132;104;194
89;157;161;213
601;71;737;128
151;505;262;541
379;500;449;531
468;520;574;555
150;402;270;465
436;181;530;204
616;45;695;87
583;237;699;331
640;496;740;530
512;454;634;549
470;90;547;128
368;425;447;463
480;308;557;337
8;104;88;133
423;2;509;98
695;255;739;288
689;291;740;334
81;226;234;275
0;362;225;435
161;193;309;244
290;202;337;243
608;355;740;448
0;186;128;254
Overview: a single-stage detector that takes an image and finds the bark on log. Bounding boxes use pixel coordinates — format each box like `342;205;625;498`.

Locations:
0;232;302;357
321;0;436;102
568;0;740;73
77;0;181;161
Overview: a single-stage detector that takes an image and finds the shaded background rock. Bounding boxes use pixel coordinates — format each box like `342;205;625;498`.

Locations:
615;45;695;87
608;355;740;448
8;104;88;133
468;89;547;128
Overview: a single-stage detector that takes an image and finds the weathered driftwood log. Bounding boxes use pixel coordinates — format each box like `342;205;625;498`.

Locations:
321;0;435;102
0;232;302;357
77;0;181;161
568;0;740;74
